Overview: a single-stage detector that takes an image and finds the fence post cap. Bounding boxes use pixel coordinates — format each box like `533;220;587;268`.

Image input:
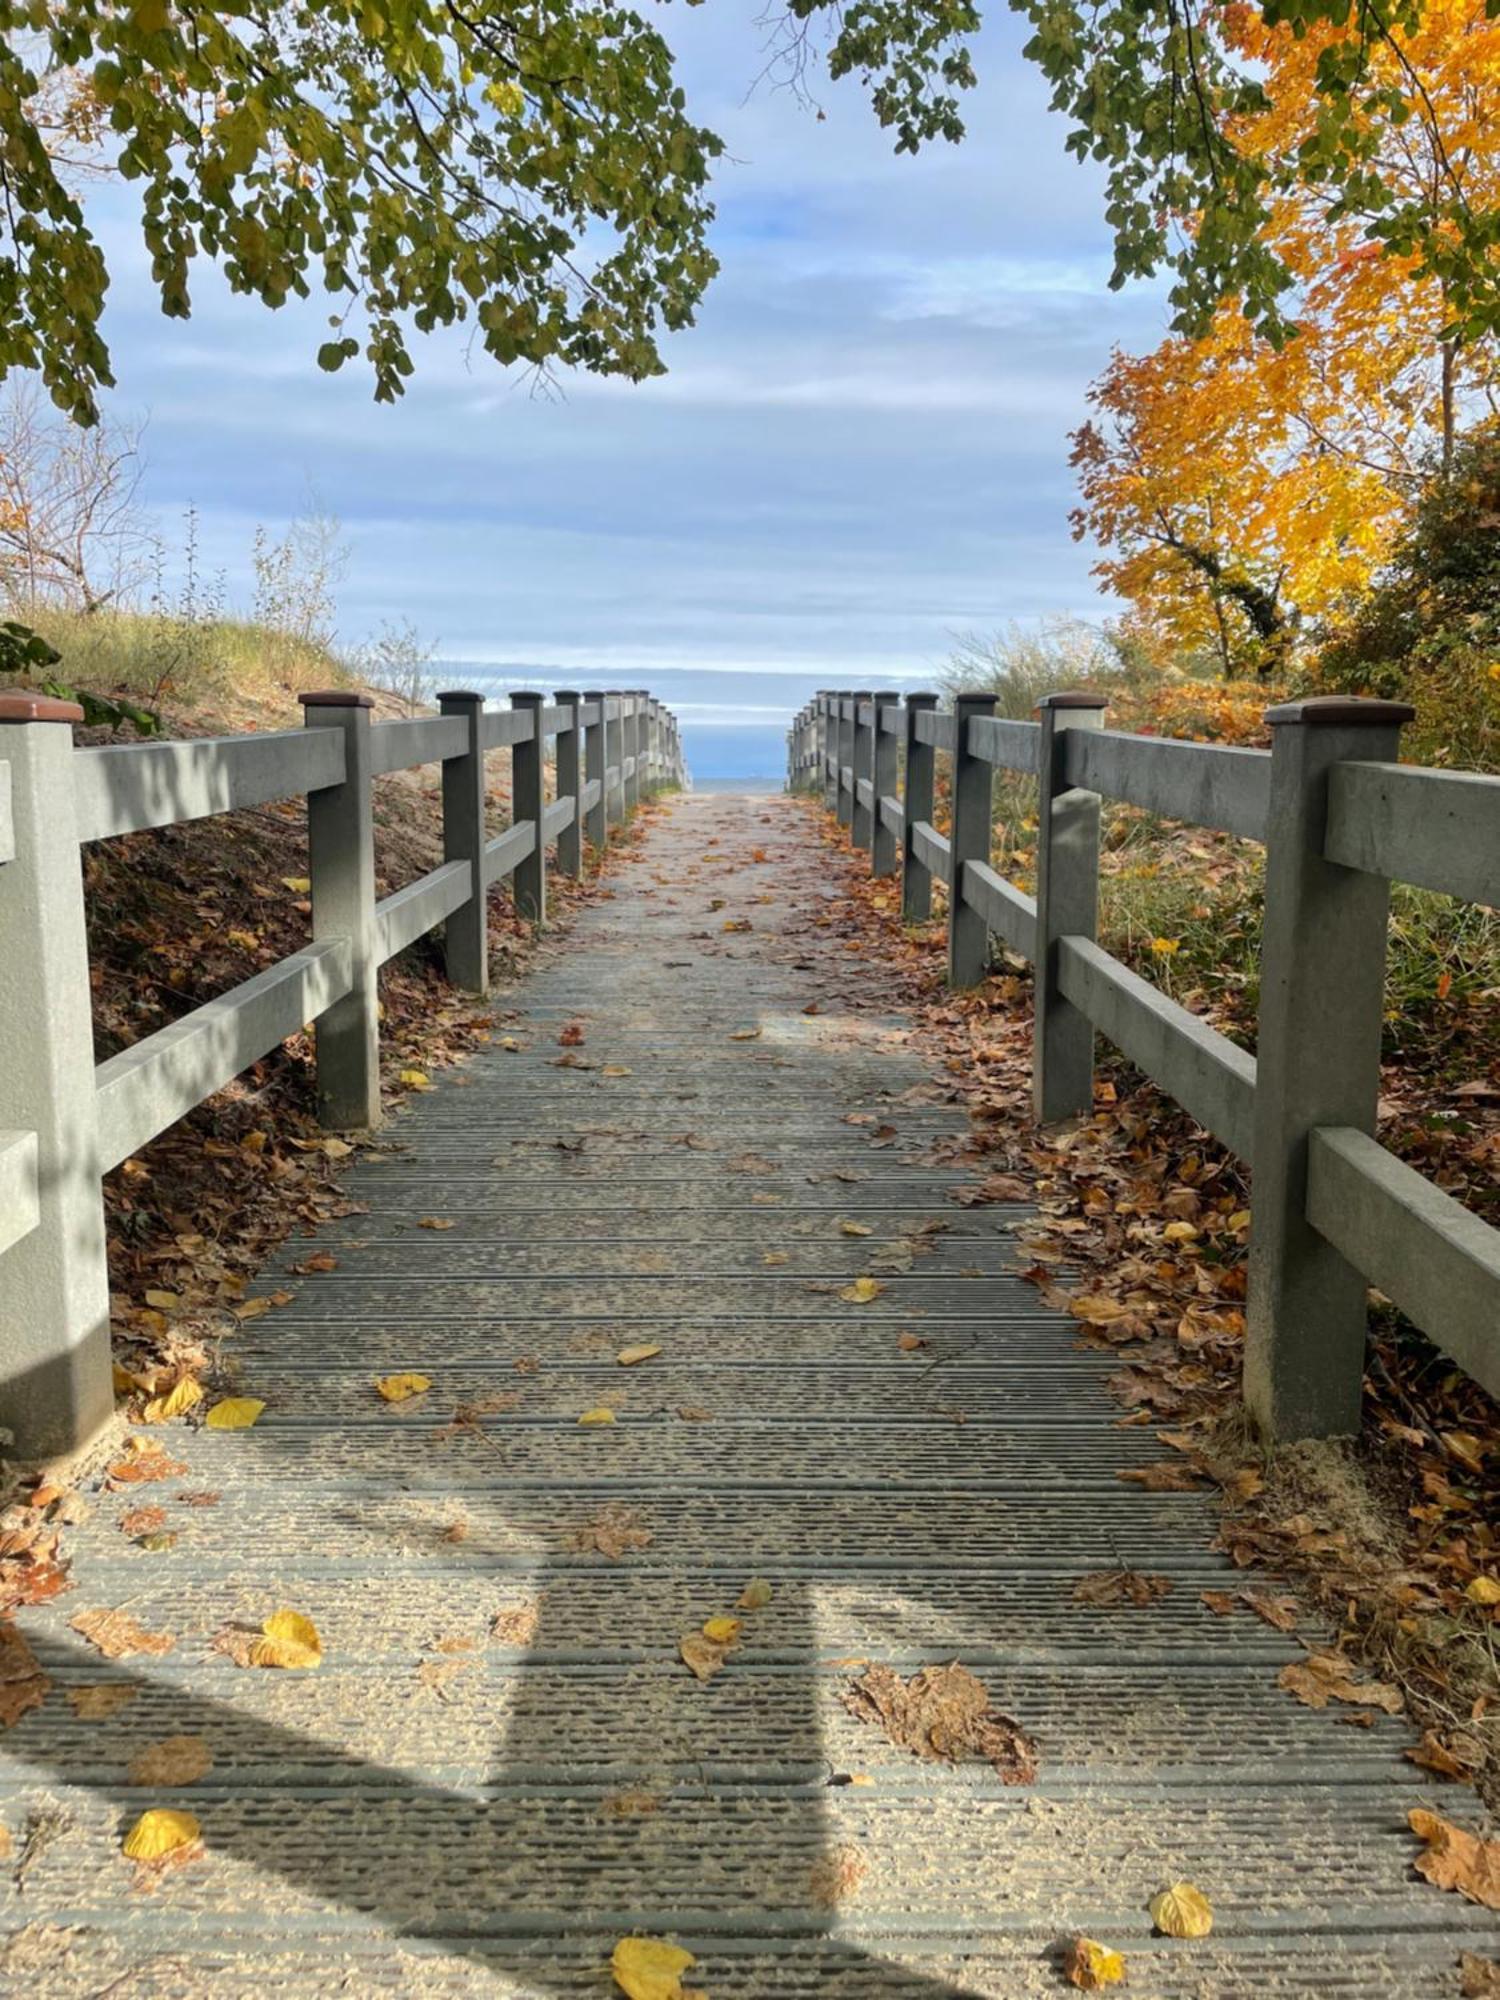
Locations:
436;688;486;706
510;689;545;706
553;688;582;704
298;688;374;709
872;689;901;703
953;689;998;709
1036;689;1108;711
904;691;940;707
0;693;84;725
1264;694;1416;728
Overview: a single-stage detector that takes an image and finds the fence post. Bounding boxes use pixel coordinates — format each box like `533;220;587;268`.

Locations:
821;695;837;812
0;695;115;1462
511;691;546;924
583;690;608;857
554;691;584;878
848;692;872;848
901;693;938;922
834;693;854;828
1032;692;1107;1123
301;690;380;1130
948;690;997;987
437;690;489;994
623;693;641;813
606;697;625;826
1245;695;1414;1441
871;692;900;875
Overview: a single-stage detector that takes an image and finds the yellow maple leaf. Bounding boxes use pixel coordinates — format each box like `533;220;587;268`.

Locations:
141;1377;203;1423
611;1936;701;2000
375;1373;431;1402
1149;1881;1213;1937
122;1807;200;1862
839;1277;884;1304
205;1397;265;1430
249;1608;322;1670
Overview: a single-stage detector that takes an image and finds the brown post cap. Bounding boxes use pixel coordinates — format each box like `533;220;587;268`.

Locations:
1264;695;1416;728
0;693;85;724
954;689;997;707
437;688;486;706
1036;689;1109;710
298;688;374;709
905;691;940;707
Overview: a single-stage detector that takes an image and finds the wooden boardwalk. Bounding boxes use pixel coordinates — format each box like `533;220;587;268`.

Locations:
2;792;1492;1997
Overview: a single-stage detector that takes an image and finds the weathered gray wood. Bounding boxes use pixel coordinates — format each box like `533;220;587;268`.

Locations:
95;938;354;1174
948;692;996;988
373;860;471;967
71;728;344;843
878;701;903;735
854;777;875;813
553;693;584;877
851;691;874;847
483;818;537;886
437;690;490;995
1034;693;1105;1122
1325;760;1500;908
1246;696;1413;1441
913;707;956;753
1064;730;1271;840
0;760;14;863
481;707;535;751
0;698;114;1460
822;694;839;812
960;859;1037;960
878;793;902;835
301;692;381;1130
510;694;546;924
0;1128;38;1258
1056;935;1257;1160
1307;1127;1500;1398
911;818;950;883
967;714;1040;775
835;691;854;827
583;692;608;855
605;698;625;825
543;796;575;839
901;694;939;922
537;703;567;740
871;693;900;876
368;713;467;777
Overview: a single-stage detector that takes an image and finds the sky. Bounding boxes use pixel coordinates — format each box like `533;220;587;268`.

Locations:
80;7;1171;771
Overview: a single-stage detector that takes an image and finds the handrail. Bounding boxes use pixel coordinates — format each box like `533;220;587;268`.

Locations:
0;683;687;1459
789;684;1497;1444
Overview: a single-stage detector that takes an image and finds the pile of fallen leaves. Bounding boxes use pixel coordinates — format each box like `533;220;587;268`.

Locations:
802;800;1500;1812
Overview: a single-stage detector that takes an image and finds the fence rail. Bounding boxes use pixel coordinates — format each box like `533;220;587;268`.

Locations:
0;685;685;1461
787;686;1500;1443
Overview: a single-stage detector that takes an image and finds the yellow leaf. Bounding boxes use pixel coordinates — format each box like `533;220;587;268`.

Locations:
1062;1937;1127;1990
702;1616;741;1645
616;1344;662;1368
282;876;311;894
205;1398;265;1430
728;1026;761;1041
579;1406;617;1425
122;1807;200;1862
1466;1576;1500;1606
839;1220;873;1237
249;1608;322;1670
375;1373;431;1402
839;1277;884;1304
144;1289;179;1312
112;1363;149;1395
602;1065;633;1078
738;1578;774;1610
1149;1881;1213;1938
141;1377;203;1423
1162;1221;1199;1242
399;1068;432;1089
610;1936;699;2000
321;1137;353;1160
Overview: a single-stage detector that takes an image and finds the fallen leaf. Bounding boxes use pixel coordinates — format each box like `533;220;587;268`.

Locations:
1072;1569;1171;1608
398;1068;432;1089
204;1398;265;1431
417;1217;456;1231
1466;1576;1500;1607
728;1026;761;1041
610;1935;700;2000
843;1663;1036;1783
121;1808;200;1863
568;1507;653;1560
616;1344;662;1368
558;1023;586;1046
809;1845;866;1907
1061;1936;1127;1990
249;1608;322;1670
738;1578;774;1611
140;1377;203;1424
375;1373;431;1402
702;1616;741;1645
128;1735;213;1786
294;1251;339;1274
69;1609;174;1661
1406;1729;1482;1783
66;1684;137;1720
1116;1461;1206;1492
677;1405;713;1422
490;1601;541;1645
897;1332;928;1352
839;1277;885;1304
1408;1809;1500;1909
119;1505;166;1539
680;1633;729;1682
1149;1881;1213;1937
1279;1653;1402;1715
0;1623;48;1727
1461;1954;1500;1995
579;1406;617;1426
839;1220;873;1237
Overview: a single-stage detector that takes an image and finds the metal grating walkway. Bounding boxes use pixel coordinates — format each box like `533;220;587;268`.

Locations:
2;792;1494;1997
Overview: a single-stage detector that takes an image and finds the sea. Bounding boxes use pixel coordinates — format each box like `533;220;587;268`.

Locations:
440;664;911;792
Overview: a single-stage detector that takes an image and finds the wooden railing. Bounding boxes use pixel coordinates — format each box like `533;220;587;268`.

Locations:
0;686;685;1460
787;687;1500;1443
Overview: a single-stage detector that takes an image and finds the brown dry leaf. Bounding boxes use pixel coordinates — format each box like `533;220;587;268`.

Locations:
1407;1730;1483;1784
1200;1590;1238;1617
293;1252;339;1274
127;1735;213;1786
843;1663;1037;1783
1117;1461;1206;1492
677;1405;713;1422
417;1216;456;1231
0;1622;49;1728
1241;1590;1298;1633
1461;1954;1500;1995
680;1633;729;1683
616;1344;662;1368
106;1438;187;1488
1408;1810;1500;1909
490;1601;541;1646
808;1845;867;1908
66;1684;137;1720
1072;1569;1171;1608
839;1220;873;1238
1061;1937;1127;1990
568;1506;653;1561
119;1506;167;1539
69;1609;174;1661
601;1790;662;1819
1149;1881;1213;1937
839;1276;885;1305
897;1333;928;1352
728;1026;761;1041
558;1022;587;1046
1278;1652;1403;1716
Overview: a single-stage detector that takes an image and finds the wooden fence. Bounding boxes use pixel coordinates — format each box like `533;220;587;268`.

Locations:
787;687;1500;1442
0;686;684;1460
